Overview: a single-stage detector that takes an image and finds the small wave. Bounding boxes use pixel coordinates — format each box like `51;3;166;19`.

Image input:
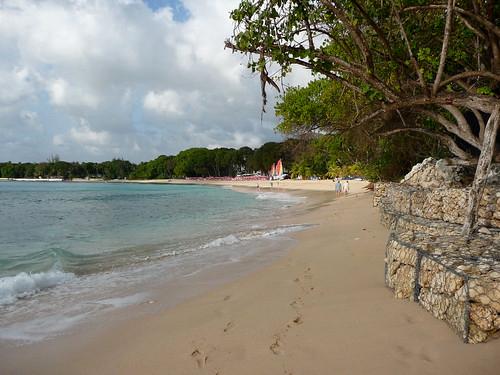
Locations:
0;270;74;305
201;234;240;249
255;192;305;204
200;225;312;251
240;224;312;240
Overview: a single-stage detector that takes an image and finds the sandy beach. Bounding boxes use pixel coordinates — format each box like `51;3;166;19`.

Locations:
2;182;500;374
125;177;368;192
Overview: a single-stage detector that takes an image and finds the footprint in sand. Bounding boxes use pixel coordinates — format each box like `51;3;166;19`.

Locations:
290;297;304;309
293;316;303;325
419;350;433;363
223;295;231;301
223;321;234;333
270;336;284;355
191;349;208;369
302;267;312;279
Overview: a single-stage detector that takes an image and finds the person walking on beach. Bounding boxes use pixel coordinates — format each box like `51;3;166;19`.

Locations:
342;180;349;195
335;177;342;196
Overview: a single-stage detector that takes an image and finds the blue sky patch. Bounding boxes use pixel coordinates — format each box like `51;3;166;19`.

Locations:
144;0;190;22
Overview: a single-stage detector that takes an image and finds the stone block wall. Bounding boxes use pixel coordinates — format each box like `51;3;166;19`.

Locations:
374;183;500;229
385;223;500;343
377;158;500;343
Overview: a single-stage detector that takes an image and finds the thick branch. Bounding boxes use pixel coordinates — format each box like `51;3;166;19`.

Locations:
379;128;473;160
433;0;455;96
289;58;364;94
441;104;472;133
438;71;500;89
352;95;498;131
418;108;481;149
225;40;399;101
226;40;352;91
471;108;486;141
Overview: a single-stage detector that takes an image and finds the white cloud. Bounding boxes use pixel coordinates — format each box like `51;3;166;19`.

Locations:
52;134;65;146
47;78;67;106
144;90;183;115
0;0;305;162
47;78;99;108
69;120;110;146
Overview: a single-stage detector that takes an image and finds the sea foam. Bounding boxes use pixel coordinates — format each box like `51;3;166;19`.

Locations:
202;234;240;248
0;270;74;305
255;192;305;204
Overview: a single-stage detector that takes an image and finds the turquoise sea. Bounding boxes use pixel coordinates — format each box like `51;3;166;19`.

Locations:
0;181;306;343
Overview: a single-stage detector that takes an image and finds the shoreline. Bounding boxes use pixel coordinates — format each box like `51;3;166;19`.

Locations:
0;184;331;365
2;187;500;374
5;177;370;193
0;184;317;344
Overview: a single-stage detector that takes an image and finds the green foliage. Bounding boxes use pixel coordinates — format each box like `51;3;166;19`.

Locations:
416;47;439;82
0;143;301;180
326;162;366;179
275;79;370;135
228;0;500;164
129;155;176;179
477;86;495;96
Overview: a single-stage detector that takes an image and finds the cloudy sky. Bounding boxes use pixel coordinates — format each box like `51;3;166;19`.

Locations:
0;0;310;162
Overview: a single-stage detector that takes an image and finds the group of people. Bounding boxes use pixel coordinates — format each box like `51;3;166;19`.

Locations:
334;177;349;195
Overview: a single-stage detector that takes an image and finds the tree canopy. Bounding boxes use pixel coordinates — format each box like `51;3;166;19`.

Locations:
226;0;500;162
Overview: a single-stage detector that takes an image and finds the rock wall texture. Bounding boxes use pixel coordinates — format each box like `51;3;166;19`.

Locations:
374;183;500;229
376;158;500;343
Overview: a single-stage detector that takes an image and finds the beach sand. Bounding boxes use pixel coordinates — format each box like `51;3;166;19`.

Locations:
128;177;370;193
2;183;500;374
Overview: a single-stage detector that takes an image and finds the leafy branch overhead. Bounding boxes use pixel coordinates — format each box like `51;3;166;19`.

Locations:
225;0;500;162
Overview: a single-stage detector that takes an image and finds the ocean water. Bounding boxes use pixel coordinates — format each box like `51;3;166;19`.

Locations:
0;182;306;343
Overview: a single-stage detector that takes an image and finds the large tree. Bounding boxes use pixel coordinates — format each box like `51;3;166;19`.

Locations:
226;0;499;235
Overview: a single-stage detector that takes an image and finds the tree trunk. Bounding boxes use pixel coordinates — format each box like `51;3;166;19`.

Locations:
462;104;500;237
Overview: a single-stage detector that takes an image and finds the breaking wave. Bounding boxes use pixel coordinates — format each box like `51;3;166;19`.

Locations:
0;270;74;306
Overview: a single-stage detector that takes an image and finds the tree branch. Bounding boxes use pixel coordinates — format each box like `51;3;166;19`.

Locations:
351;94;497;130
418;108;481;149
402;5;500;38
433;0;455;96
317;52;399;101
471;108;486;142
319;0;374;72
457;14;487;40
351;0;393;56
441;104;472;133
378;127;473;160
462;104;500;236
394;10;429;96
438;71;500;89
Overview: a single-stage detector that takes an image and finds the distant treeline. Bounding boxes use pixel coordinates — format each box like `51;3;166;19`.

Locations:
0;131;448;181
0;142;291;180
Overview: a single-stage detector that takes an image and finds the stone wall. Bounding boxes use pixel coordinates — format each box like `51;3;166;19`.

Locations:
374;183;500;229
377;158;500;343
